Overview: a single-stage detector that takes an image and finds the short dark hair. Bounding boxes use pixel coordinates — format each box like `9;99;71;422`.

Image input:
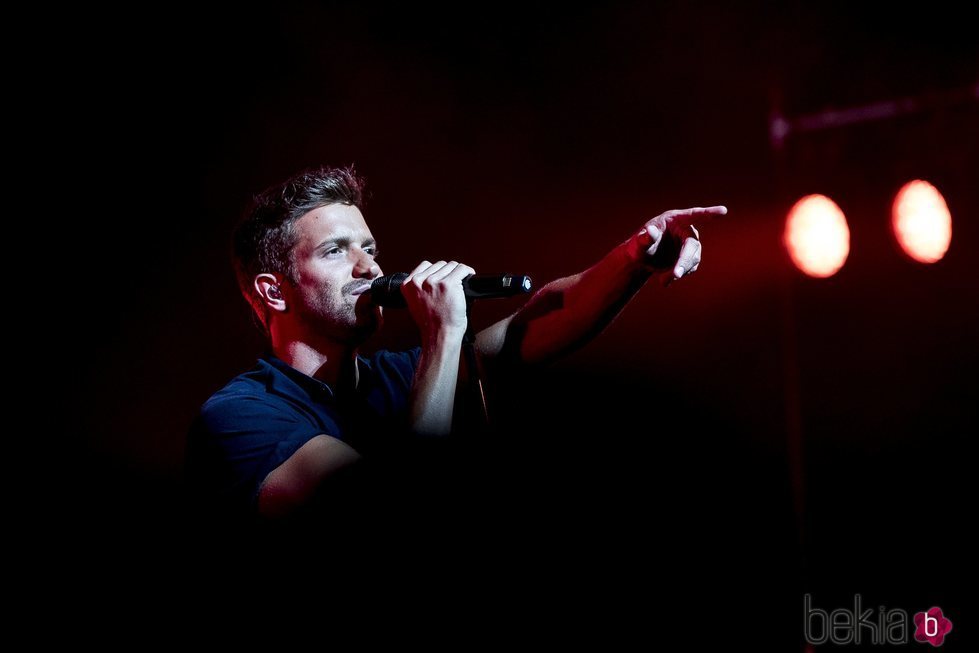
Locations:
233;165;365;333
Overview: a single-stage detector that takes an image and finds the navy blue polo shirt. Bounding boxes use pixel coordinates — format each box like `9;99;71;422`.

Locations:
185;347;421;516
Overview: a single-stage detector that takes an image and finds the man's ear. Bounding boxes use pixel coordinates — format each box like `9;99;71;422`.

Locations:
255;274;287;312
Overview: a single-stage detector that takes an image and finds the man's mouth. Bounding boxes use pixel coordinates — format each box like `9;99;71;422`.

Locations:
350;283;372;296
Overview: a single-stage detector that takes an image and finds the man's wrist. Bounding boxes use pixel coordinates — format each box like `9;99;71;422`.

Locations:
422;324;467;348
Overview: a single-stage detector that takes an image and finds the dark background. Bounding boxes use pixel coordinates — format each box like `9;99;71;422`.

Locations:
41;2;976;648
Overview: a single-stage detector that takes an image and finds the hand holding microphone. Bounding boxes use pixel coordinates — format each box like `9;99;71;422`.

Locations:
369;260;532;343
370;267;532;308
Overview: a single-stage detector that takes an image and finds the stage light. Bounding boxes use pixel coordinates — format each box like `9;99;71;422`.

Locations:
784;194;850;278
892;180;951;263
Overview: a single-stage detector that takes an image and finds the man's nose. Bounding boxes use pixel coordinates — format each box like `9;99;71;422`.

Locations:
352;250;380;279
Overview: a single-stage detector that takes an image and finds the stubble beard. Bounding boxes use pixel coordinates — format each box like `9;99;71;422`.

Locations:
305;287;381;346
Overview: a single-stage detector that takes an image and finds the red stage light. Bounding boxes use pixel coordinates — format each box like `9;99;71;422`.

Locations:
784;194;850;278
892;180;952;263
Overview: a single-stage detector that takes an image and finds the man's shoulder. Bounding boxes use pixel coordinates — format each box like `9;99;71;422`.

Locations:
204;357;270;395
197;359;290;420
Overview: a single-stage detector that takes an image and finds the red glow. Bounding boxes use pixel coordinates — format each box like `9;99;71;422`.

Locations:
892;180;952;263
784;194;850;278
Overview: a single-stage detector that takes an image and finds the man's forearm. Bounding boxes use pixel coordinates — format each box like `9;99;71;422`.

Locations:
409;330;465;436
479;241;650;365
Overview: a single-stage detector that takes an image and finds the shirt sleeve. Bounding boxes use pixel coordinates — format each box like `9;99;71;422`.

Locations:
188;393;327;513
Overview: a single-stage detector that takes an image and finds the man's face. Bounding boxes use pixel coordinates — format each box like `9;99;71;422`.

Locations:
287;203;383;344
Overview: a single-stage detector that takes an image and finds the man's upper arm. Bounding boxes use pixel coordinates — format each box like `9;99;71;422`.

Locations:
474;314;515;362
257;434;362;518
473;282;568;365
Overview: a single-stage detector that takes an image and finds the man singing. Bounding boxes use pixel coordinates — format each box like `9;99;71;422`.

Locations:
185;165;724;525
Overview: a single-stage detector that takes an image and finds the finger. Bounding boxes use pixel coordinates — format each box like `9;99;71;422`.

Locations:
407;260;432;277
673;237;701;280
668;205;727;218
426;261;462;284
635;227;655;249
663;206;727;232
443;264;476;285
408;260;447;285
635;221;665;251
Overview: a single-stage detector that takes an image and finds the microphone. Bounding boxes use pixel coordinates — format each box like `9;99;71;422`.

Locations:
369;272;533;307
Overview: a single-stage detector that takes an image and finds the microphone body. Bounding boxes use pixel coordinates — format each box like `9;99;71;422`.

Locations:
369;272;533;307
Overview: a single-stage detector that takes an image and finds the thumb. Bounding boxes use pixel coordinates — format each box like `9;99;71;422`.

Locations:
626;224;663;262
636;227;655;249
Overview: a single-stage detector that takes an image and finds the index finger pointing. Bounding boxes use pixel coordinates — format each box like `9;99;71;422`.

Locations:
672;205;727;217
664;205;727;227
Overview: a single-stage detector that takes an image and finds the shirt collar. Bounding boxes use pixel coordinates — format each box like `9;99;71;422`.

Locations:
260;351;372;403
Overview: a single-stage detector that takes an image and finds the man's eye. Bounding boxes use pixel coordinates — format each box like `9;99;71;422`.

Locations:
324;248;341;256
365;249;378;257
